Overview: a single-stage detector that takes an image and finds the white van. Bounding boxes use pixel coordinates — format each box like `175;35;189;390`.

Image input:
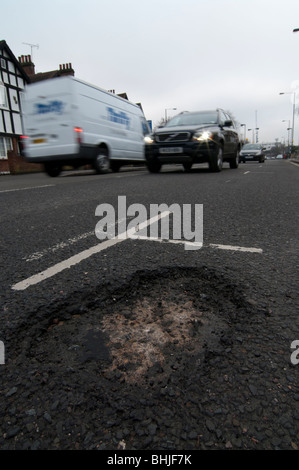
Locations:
21;76;150;176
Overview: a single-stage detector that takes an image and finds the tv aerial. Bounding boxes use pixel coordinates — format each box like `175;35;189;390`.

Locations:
22;42;39;61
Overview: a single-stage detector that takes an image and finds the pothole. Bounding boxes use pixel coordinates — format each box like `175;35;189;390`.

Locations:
30;266;249;385
100;294;226;383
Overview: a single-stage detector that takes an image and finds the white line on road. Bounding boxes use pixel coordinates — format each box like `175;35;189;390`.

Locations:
23;216;134;262
209;243;263;253
0;184;55;194
138;237;262;253
135;235;203;249
12;211;171;291
13;236;263;292
23;230;95;262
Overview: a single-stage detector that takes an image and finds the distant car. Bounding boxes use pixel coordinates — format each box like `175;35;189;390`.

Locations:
239;144;265;163
276;154;283;159
144;109;240;173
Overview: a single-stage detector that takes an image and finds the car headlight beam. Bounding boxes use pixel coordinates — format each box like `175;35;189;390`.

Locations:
192;130;213;141
144;135;154;144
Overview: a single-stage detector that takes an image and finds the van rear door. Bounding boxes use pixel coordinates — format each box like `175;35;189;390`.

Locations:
22;79;79;160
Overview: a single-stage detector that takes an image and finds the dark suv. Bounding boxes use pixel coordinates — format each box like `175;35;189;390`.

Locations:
144;109;240;173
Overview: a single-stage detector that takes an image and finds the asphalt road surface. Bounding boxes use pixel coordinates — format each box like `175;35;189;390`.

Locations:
0;159;298;452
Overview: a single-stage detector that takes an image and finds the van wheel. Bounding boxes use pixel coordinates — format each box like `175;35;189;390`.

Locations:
44;163;62;177
110;161;121;172
94;151;110;174
183;162;193;172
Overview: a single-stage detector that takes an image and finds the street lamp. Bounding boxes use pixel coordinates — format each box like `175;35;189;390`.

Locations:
282;119;291;154
247;128;254;143
279;92;295;151
165;108;177;123
240;123;246;143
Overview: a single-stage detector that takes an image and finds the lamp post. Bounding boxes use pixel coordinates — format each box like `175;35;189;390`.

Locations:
240;123;246;143
165;108;177;123
282;119;291;155
255;128;259;143
247;128;254;143
279;92;295;151
255;110;259;143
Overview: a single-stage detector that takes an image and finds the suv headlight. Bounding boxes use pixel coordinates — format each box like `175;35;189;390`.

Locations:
192;130;213;141
144;135;155;144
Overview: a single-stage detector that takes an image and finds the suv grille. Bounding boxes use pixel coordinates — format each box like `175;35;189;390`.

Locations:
156;132;191;142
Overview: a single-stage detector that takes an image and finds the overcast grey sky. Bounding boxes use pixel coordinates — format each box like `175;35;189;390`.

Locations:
3;0;299;143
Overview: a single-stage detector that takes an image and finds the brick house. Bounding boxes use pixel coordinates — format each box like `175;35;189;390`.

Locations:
0;40;74;174
0;40;31;174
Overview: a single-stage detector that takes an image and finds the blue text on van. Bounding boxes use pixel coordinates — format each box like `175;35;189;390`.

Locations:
34;101;64;115
107;107;130;129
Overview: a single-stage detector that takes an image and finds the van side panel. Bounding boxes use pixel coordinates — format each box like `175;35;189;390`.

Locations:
74;81;144;161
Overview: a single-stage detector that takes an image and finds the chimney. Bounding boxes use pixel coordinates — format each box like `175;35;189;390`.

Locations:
18;55;35;76
58;63;74;76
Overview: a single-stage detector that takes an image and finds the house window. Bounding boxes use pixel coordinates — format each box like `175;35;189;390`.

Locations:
0;136;12;159
0;81;8;108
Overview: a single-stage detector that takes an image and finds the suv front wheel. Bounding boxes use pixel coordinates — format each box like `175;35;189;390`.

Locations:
209;146;223;172
147;160;162;173
229;150;239;169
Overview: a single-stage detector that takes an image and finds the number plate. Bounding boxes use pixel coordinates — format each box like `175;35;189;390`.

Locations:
159;147;183;154
33;138;46;144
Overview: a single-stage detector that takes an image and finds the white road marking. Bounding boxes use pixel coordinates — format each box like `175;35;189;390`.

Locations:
24;216;136;262
209;243;263;253
23;231;95;262
135;235;203;249
0;184;55;194
12;212;263;290
138;237;262;253
12;211;171;291
243;171;250;174
12;238;121;291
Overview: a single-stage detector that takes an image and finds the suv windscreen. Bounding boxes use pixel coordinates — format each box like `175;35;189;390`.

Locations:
165;112;218;127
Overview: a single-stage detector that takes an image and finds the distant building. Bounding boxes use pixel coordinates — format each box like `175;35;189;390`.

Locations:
0;40;30;174
18;54;74;82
